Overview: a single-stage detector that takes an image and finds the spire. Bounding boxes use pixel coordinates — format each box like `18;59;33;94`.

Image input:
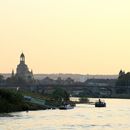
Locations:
20;53;25;58
20;53;25;63
11;69;15;77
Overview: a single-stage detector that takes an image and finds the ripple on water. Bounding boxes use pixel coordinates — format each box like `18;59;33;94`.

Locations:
0;99;130;130
0;113;15;117
62;123;112;130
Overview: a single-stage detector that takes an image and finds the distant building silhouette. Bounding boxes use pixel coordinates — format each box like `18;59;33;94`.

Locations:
119;70;125;77
15;53;33;81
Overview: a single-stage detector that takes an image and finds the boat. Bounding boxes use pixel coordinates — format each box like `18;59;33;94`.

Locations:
59;104;74;110
95;99;106;107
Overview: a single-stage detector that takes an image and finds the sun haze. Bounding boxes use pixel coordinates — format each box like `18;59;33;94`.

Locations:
0;0;130;74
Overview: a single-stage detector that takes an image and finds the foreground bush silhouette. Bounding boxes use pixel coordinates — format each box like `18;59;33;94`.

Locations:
0;89;29;113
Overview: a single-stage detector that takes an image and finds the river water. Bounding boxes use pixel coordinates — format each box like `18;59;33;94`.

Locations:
0;99;130;130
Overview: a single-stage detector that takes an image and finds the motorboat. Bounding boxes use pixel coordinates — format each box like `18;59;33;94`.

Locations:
95;99;106;107
59;104;74;110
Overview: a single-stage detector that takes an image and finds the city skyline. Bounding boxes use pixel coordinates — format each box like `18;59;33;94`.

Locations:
1;0;130;74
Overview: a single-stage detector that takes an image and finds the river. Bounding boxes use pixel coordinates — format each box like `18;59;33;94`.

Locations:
0;99;130;130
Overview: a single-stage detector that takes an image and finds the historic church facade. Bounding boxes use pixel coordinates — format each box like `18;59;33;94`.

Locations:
13;53;34;81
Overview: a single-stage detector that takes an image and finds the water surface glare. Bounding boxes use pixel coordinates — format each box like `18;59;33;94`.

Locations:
0;99;130;130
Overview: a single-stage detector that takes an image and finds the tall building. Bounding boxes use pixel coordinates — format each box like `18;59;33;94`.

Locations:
15;53;33;81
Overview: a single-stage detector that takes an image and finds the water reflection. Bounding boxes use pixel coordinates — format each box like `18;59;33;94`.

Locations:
0;99;130;130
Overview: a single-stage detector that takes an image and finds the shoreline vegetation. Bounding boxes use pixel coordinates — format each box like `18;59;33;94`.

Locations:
0;88;76;113
0;89;32;113
0;88;130;114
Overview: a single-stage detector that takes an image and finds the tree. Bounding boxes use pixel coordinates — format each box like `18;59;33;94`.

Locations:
52;87;70;102
116;72;130;86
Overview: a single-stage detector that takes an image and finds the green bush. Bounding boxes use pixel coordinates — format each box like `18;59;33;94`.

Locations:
52;87;70;102
0;89;26;113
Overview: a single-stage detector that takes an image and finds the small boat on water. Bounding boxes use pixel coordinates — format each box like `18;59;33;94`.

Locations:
95;99;106;107
59;104;74;110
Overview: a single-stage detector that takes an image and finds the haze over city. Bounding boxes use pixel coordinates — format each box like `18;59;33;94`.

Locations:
1;0;130;74
1;1;130;130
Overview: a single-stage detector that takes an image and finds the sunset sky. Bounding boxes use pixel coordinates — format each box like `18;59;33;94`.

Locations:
0;0;130;74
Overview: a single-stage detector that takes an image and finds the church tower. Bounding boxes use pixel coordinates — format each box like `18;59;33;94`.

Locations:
15;53;33;81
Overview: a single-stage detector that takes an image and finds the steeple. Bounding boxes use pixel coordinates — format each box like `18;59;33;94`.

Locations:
11;69;15;77
20;53;25;63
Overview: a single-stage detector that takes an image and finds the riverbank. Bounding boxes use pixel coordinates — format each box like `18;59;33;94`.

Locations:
0;89;53;113
0;88;75;113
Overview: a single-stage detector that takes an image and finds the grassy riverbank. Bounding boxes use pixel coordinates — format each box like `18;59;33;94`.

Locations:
0;89;53;113
0;88;75;113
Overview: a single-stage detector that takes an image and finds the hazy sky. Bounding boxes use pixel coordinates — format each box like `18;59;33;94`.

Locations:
0;0;130;74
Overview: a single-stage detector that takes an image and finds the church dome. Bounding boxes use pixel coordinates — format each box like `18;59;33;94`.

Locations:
16;53;33;81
